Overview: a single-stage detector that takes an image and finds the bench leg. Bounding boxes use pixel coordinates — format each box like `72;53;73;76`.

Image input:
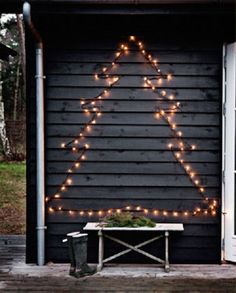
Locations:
97;230;104;271
165;231;170;273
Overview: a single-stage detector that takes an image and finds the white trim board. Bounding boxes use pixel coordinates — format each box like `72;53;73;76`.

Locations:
223;42;236;263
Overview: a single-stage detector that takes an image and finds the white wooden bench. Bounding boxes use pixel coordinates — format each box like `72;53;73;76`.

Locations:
83;222;184;272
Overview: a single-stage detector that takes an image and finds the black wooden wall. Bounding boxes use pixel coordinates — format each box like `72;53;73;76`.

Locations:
27;13;228;263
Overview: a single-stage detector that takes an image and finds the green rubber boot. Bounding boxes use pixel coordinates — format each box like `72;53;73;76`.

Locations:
66;232;80;276
72;234;97;278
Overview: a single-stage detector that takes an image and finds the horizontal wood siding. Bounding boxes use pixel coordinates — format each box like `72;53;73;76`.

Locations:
27;15;222;264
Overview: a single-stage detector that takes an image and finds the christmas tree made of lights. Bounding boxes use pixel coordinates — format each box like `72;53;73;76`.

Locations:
47;36;218;218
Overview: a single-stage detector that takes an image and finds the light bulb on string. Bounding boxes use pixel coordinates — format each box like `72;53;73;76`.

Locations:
66;178;72;185
194;180;199;185
190;172;195;178
185;165;191;171
167;74;172;81
161;90;166;96
75;162;80;168
98;210;103;216
175;152;181;159
157;79;162;85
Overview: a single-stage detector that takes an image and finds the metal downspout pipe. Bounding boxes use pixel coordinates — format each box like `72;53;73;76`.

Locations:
23;2;46;266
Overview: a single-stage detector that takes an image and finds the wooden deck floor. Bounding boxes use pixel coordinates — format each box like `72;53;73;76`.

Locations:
0;235;236;292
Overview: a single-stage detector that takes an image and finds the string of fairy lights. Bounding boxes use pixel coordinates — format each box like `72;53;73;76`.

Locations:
47;35;218;218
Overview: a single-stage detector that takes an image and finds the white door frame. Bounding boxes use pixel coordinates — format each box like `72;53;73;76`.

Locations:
221;43;226;262
222;42;236;263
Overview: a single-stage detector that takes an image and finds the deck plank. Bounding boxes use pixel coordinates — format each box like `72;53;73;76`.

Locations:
0;236;236;292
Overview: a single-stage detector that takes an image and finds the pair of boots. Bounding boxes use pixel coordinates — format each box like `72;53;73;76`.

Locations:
66;232;96;278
